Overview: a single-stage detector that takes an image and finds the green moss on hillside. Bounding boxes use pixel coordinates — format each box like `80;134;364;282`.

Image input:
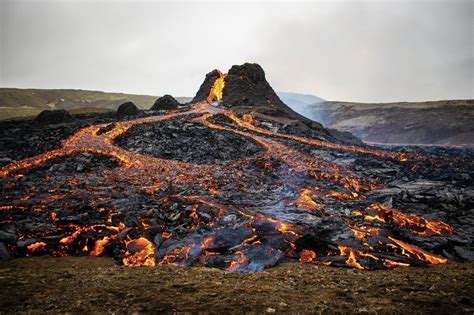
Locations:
0;88;158;110
0;88;192;120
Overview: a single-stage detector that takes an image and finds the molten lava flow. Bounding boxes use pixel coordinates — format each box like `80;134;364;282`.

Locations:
0;95;459;270
90;236;112;256
351;226;383;240
159;246;192;266
228;251;249;271
296;189;321;212
299;249;316;263
59;226;83;246
122;237;156;267
389;237;447;265
275;221;300;237
0;102;215;177
338;245;365;270
27;241;47;254
365;203;454;236
225;113;415;162
207;70;227;103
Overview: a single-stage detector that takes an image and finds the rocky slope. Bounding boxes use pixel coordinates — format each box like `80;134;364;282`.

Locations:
192;63;360;145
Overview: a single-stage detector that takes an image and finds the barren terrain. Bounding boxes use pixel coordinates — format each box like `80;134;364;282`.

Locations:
0;257;473;313
306;100;474;146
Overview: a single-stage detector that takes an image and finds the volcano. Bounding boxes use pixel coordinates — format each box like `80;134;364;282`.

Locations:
192;63;333;138
0;63;473;271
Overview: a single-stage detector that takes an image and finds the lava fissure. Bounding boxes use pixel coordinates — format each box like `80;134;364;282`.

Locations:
207;70;227;103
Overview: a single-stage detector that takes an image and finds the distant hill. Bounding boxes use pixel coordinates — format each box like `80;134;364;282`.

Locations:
277;92;325;118
306;100;474;146
0;88;191;120
3;88;472;146
277;92;325;106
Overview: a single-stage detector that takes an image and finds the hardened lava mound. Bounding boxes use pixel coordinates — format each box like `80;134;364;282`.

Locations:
115;116;264;164
27;152;119;176
0;63;473;271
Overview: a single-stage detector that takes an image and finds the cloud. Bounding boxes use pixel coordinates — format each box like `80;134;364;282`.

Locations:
1;0;472;102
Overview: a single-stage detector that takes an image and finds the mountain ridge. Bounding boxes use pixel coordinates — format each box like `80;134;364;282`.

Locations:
0;88;191;120
307;99;474;146
2;87;473;146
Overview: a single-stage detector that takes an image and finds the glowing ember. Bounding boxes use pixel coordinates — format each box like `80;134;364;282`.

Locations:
389;237;448;265
90;236;111;256
27;241;47;253
299;249;316;263
365;203;454;236
228;251;249;271
162;231;172;239
296;189;321;212
122;237;156;267
338;246;366;270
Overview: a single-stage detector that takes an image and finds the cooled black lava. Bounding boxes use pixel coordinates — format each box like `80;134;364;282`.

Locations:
115;117;264;164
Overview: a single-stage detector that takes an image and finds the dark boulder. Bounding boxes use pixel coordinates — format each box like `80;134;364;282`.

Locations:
35;109;74;125
151;95;180;111
0;242;11;261
116;102;139;117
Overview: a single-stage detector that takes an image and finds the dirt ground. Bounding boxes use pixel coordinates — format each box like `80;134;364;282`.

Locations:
0;257;473;314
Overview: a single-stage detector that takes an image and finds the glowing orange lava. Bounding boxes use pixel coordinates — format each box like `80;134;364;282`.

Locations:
207;70;227;103
122;237;156;266
0;91;456;270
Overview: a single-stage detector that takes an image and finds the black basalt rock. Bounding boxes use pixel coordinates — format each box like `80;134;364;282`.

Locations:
0;242;12;261
221;63;285;108
191;63;328;135
116;102;139;117
151;95;180;111
35;109;74;125
223;63;328;134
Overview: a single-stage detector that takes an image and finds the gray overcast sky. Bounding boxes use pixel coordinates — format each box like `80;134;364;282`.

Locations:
1;0;473;102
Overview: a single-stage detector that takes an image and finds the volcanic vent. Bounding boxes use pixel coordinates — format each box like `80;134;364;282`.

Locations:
193;63;329;135
193;63;284;108
0;63;473;271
